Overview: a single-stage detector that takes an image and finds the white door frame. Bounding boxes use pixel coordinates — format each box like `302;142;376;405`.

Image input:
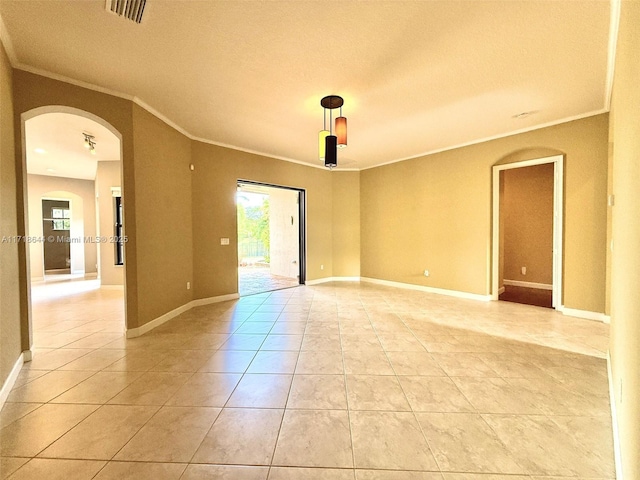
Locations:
491;154;564;308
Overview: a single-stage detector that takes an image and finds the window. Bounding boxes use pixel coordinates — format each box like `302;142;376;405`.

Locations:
51;208;71;230
114;196;124;265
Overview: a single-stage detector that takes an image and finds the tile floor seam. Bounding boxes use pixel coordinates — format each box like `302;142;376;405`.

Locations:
475;411;534;475
5;280;614;479
49;403;163;464
373;305;445;474
340;299;360;471
265;325;303;473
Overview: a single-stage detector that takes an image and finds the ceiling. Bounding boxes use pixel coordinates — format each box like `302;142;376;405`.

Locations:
1;1;614;170
26;113;120;180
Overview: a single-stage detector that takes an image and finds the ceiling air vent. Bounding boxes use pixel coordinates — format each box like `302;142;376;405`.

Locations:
106;0;146;24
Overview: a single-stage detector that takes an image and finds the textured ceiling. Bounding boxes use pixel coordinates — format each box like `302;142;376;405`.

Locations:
0;1;613;170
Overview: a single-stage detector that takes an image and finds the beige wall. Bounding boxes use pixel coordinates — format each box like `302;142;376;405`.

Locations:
12;70;139;336
361;114;608;312
95;161;123;286
609;1;640;478
132;104;193;324
333;171;360;277
191;142;333;299
0;39;21;390
502;163;554;285
27;174;97;279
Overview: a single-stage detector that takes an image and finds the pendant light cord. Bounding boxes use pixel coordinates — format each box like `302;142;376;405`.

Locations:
330;107;333;135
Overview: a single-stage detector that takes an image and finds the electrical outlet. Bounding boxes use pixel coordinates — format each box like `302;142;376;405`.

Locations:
424;270;430;277
320;265;324;270
521;266;527;275
187;282;191;290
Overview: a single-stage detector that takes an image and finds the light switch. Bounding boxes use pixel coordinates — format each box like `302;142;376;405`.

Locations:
220;238;230;245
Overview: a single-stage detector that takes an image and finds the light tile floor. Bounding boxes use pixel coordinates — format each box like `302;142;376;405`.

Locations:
0;280;615;479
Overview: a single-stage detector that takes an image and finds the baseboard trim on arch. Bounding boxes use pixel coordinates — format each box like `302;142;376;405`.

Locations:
558;306;610;323
126;293;240;338
0;353;25;411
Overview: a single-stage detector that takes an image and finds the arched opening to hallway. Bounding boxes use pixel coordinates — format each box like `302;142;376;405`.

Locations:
21;107;127;361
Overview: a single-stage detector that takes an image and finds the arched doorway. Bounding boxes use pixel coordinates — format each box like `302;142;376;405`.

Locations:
20;106;126;352
492;154;564;309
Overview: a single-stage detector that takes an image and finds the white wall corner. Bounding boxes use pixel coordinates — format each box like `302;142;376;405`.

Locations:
0;353;25;411
607;351;623;480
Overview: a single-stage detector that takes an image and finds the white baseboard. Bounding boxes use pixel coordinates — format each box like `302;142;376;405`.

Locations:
559;306;609;323
498;286;506;295
126;302;193;338
0;352;25;411
503;279;553;290
305;276;361;285
30;276;44;283
360;277;492;302
607;351;623;480
100;284;124;290
84;272;98;279
126;293;240;338
191;293;239;307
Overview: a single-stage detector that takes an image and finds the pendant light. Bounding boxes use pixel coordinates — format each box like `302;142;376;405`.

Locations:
336;106;347;148
319;95;346;169
318;107;330;161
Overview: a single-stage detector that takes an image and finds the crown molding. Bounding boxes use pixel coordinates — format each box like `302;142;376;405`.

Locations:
12;65;334;171
0;12;17;64
2;5;618;173
361;108;609;171
605;0;621;111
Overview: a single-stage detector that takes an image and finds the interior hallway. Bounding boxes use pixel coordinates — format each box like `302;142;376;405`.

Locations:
0;280;614;479
29;278;124;352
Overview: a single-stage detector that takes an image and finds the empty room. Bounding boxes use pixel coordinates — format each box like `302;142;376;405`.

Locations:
0;1;638;480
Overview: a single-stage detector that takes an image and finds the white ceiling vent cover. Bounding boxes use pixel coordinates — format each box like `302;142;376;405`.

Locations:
106;0;146;23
